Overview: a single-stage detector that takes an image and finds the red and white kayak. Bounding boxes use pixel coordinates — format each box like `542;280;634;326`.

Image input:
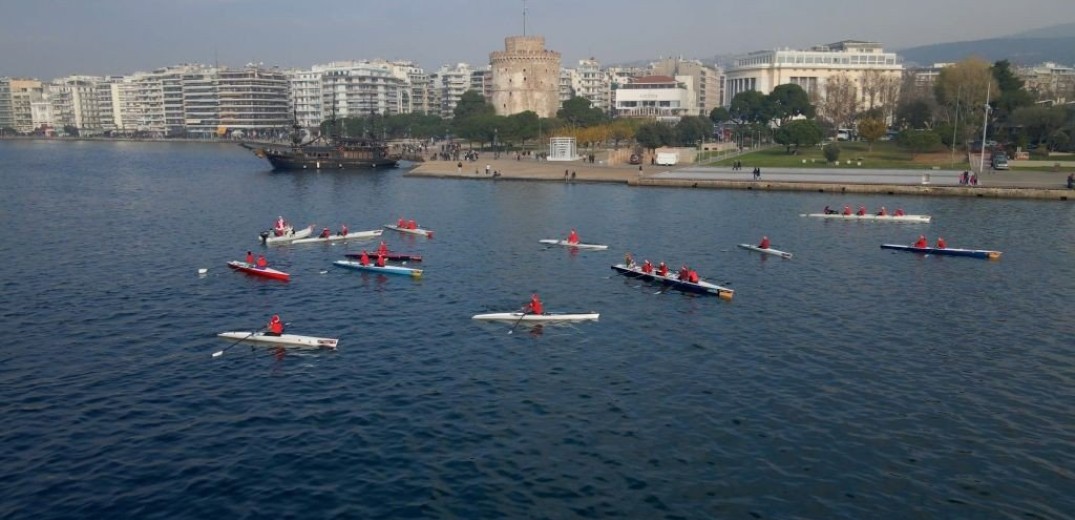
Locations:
217;331;338;349
227;260;290;281
384;224;434;238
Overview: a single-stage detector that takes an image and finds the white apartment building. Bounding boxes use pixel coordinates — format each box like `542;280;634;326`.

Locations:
1017;62;1075;104
434;63;475;118
723;40;903;113
0;79;11;130
569;58;611;111
49;75;114;135
649;58;722;117
613;75;696;121
3;79;45;133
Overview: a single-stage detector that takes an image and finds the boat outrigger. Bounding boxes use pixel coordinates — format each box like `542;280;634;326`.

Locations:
291;229;382;245
539;239;609;250
737;244;793;259
226;261;290;281
333;260;423;278
216;332;338;349
471;312;599;323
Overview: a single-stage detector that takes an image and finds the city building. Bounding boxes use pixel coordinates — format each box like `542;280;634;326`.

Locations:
0;79;13;131
570;58;611;111
1017;62;1075;104
4;79;45;133
649;57;722;117
723;40;903;119
612;75;695;121
489;35;562;118
433;63;476;118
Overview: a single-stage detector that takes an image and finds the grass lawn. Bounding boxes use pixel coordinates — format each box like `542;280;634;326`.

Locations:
703;142;969;170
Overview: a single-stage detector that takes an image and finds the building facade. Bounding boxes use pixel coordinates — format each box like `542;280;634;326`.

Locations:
1017;62;1075;104
489;36;561;118
649;58;722;117
723;40;903;117
612;75;695;121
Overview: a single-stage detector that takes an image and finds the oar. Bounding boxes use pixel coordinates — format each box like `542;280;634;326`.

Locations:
507;311;529;335
212;328;264;358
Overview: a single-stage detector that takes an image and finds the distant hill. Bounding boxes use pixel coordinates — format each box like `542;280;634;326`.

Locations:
1011;21;1075;39
898;37;1075;67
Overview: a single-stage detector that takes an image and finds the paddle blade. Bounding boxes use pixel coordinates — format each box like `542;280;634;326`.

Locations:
212;350;224;358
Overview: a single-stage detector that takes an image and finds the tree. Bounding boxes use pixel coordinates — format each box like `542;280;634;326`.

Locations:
895;99;934;129
858;118;887;151
503;111;539;145
992;60;1033;127
635;122;674;151
767;83;815;123
728;90;771;124
674;116;711;146
823;143;841;163
773;119;823;152
608;119;637;149
933;58;996;144
709;107;731;124
897;129;942;158
1011;105;1066;147
820;74;857;136
557;96;607;127
453;90;494;121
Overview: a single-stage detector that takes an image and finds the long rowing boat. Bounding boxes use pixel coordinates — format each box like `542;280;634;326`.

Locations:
291;229;382;244
610;263;734;300
737;244;793;259
333;260;424;278
261;225;314;245
539;239;609;250
801;213;931;223
217;331;338;349
345;251;423;262
880;244;1002;260
226;260;290;281
384;224;434;238
471;312;600;323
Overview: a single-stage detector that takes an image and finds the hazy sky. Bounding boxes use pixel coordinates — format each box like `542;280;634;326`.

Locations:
2;0;1072;79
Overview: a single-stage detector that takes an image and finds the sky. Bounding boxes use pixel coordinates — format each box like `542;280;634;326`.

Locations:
2;0;1073;80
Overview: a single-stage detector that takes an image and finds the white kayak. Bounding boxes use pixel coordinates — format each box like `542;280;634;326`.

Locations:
291;229;383;244
737;244;793;259
261;225;314;245
384;224;434;238
472;312;600;323
217;331;339;349
539;239;609;250
801;213;931;223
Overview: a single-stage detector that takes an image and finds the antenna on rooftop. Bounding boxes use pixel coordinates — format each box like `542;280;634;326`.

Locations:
522;0;528;36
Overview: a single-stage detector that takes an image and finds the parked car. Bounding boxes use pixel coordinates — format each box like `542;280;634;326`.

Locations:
991;153;1009;170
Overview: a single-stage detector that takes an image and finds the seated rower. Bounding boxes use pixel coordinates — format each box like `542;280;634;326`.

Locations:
856;205;867;216
657;262;669;277
842;205;852;215
319;227;331;238
408;219;418;230
678;265;690;281
641;260;653;273
894;208;905;216
624;252;635;268
266;314;284;336
359;250;371;266
688;269;699;283
566;228;580;244
376;254;387;267
936;237;947;249
913;235;928;248
758;236;770;249
246;251;255;265
824;205;837;215
256;255;267;268
337;224;348;237
397;217;405;228
877;206;887;216
376;241;389;256
524;293;544;315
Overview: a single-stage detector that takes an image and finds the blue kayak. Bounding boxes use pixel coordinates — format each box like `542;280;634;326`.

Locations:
880;244;1001;260
333;260;423;277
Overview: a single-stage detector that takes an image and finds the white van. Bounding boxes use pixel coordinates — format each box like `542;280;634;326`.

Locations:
655;152;678;166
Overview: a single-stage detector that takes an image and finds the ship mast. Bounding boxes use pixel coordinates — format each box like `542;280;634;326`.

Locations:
522;0;527;36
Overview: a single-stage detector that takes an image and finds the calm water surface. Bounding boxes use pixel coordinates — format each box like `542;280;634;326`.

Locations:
1;140;1073;519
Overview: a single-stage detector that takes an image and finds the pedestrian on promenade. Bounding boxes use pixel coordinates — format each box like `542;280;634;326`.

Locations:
1067;173;1074;189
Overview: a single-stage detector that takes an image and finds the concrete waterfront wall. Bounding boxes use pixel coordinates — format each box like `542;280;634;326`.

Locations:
629;178;1073;201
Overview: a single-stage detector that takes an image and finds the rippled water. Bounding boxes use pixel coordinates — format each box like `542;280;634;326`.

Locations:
1;140;1073;519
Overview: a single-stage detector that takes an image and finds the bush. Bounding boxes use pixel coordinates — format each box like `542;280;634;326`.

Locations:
823;143;841;163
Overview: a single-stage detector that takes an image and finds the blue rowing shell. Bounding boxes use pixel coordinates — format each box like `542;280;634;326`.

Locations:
332;260;423;277
880;244;1002;260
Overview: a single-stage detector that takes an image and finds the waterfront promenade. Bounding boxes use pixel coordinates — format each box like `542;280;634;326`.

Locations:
408;156;1074;201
